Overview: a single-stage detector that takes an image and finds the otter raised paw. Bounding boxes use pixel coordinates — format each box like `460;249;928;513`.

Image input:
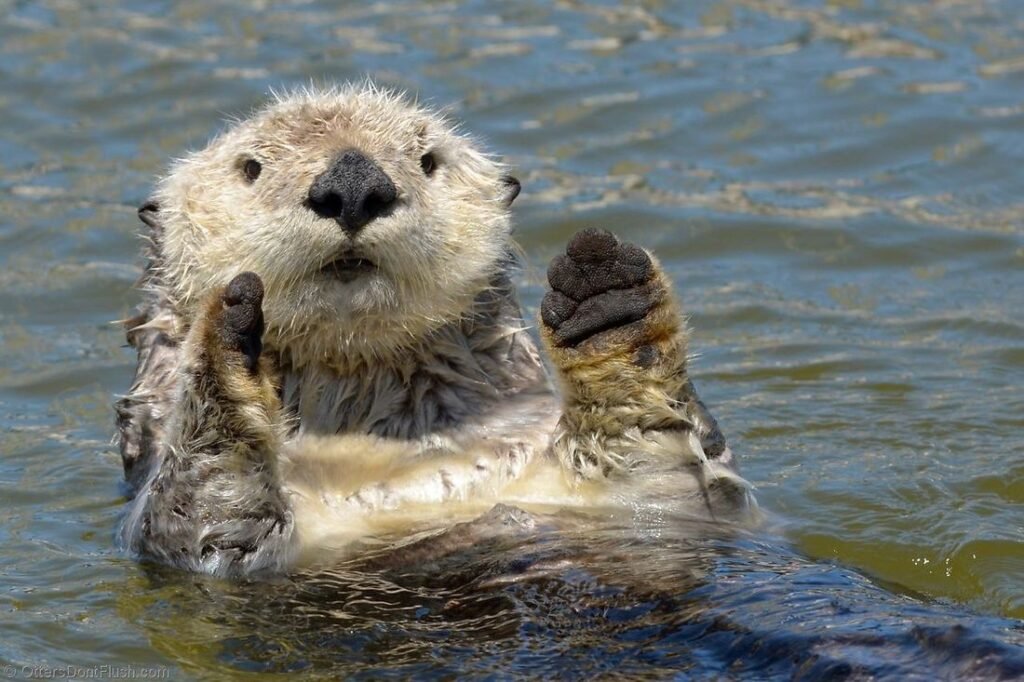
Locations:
218;271;265;373
121;272;294;577
541;228;670;351
179;271;281;427
541;229;729;481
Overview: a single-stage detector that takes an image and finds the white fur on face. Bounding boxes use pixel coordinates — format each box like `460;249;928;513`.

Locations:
153;84;516;363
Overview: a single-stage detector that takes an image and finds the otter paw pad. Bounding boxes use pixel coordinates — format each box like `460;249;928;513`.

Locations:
219;271;265;371
541;229;659;347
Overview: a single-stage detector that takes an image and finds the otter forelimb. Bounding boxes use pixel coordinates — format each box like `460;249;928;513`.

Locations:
120;273;295;577
540;228;729;480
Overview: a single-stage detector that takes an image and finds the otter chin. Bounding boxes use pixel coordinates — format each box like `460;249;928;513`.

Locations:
115;82;754;578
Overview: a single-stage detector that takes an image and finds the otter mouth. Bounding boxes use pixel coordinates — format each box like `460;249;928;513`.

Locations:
321;255;378;283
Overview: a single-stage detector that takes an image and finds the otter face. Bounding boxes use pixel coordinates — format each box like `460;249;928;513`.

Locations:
148;85;520;360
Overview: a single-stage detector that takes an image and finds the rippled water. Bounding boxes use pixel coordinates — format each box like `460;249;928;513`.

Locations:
1;0;1022;678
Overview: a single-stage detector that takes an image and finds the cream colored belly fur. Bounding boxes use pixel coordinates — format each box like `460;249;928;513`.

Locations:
285;408;752;565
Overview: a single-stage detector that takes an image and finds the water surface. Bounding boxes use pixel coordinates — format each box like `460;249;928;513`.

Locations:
0;0;1022;678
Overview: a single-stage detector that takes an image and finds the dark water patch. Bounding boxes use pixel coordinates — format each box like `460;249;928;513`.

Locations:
105;517;1024;679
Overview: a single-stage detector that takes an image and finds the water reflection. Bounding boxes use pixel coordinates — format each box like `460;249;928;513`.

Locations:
119;506;1023;677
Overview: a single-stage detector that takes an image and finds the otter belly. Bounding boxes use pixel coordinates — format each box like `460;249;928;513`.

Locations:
281;429;757;568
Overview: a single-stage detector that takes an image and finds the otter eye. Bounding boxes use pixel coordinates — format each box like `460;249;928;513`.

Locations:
420;152;437;177
242;159;262;183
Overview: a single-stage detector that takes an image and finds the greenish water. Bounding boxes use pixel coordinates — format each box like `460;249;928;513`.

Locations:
1;0;1022;678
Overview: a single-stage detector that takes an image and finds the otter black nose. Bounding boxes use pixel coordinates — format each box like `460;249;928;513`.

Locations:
306;149;398;234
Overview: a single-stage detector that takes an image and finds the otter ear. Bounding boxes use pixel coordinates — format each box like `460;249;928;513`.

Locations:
501;175;521;207
137;199;161;230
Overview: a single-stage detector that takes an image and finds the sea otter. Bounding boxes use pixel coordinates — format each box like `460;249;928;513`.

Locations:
115;83;753;576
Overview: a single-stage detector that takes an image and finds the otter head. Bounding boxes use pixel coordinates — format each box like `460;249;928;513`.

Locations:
143;84;520;365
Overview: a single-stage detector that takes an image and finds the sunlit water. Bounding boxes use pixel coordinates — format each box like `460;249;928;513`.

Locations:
1;0;1022;678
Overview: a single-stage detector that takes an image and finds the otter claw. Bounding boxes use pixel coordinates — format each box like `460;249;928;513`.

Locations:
542;229;659;348
219;271;265;371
